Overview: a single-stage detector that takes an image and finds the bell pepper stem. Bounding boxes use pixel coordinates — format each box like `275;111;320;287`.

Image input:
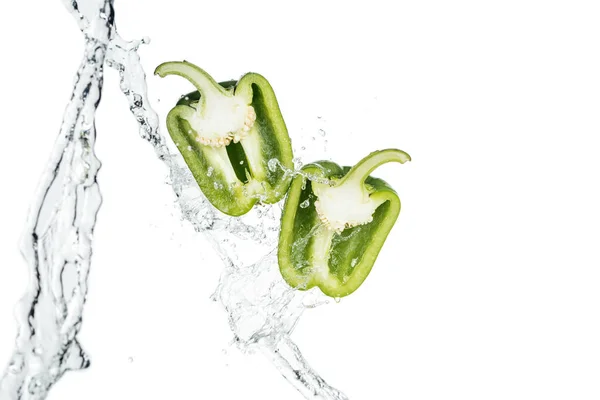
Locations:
154;61;229;109
339;149;411;188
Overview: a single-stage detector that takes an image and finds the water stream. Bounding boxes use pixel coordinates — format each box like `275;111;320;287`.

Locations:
0;1;112;398
0;0;348;399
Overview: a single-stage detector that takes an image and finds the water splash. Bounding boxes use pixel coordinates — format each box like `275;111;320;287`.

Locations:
0;1;113;399
106;29;349;400
1;0;348;399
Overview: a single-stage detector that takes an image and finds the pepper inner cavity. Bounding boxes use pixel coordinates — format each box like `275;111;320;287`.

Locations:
226;141;251;183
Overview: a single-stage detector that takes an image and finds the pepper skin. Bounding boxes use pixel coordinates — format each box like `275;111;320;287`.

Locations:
278;149;411;298
155;61;294;216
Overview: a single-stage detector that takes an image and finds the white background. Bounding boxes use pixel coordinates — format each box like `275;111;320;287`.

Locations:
1;0;600;399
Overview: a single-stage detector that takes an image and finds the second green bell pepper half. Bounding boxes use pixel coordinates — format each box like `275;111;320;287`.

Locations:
155;61;294;216
278;149;411;298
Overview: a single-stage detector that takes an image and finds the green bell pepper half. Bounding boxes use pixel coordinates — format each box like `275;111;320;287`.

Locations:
278;149;411;298
155;61;294;216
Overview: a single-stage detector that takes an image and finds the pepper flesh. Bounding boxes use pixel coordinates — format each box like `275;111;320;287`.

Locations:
278;149;411;298
155;61;294;216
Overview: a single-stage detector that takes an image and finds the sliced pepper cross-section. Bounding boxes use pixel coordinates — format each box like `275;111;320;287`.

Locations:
155;61;294;216
278;149;411;298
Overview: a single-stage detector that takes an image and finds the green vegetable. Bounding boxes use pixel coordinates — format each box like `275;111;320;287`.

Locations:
155;61;294;216
278;149;411;297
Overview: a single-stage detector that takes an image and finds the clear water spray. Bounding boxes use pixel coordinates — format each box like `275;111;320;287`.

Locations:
0;0;348;399
107;32;349;400
0;1;113;399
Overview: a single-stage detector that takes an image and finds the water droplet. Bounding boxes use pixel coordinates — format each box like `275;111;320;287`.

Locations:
239;160;244;165
268;158;279;172
141;36;151;44
187;145;192;151
207;166;214;177
318;129;326;137
132;94;143;108
301;146;306;151
8;355;24;374
28;375;47;395
299;199;310;209
128;357;134;363
334;297;341;303
213;182;220;189
293;158;303;170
